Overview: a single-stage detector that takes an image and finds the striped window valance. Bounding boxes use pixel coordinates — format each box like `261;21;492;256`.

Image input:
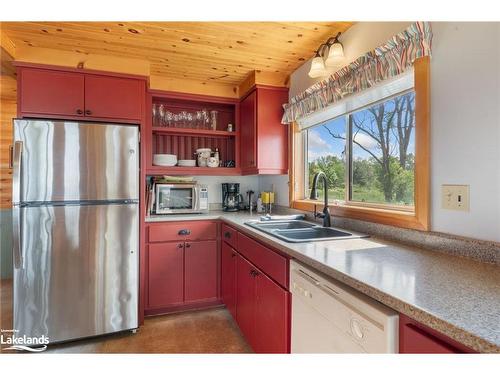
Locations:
282;21;433;124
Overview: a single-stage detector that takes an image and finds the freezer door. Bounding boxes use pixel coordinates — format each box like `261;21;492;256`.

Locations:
13;120;139;203
13;203;139;344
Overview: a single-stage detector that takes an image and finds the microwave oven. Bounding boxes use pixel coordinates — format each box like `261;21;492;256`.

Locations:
154;183;209;214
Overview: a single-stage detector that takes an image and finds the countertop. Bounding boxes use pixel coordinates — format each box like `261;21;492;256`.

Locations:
146;211;500;353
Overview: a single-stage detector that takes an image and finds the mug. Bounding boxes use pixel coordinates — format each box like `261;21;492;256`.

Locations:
207;157;219;168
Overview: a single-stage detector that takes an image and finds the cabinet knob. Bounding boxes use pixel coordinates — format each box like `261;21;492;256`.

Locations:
85;110;92;116
177;243;183;249
185;243;191;248
76;109;83;115
250;269;259;277
224;232;231;238
178;229;191;236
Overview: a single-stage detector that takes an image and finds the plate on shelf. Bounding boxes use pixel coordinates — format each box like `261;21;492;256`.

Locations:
177;160;197;167
153;154;177;166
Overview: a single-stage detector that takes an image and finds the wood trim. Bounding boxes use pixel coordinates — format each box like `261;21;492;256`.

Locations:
13;61;149;80
290;57;431;231
148;89;239;104
149;75;238;99
292;200;426;230
413;56;431;231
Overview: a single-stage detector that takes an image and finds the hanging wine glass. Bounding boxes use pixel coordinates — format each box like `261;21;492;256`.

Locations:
152;104;157;126
158;104;165;127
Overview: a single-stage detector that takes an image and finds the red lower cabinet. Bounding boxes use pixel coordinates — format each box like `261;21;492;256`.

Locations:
236;256;257;348
221;242;237;319
236;254;290;353
254;270;290;353
148;243;184;308
399;314;476;353
184;240;218;303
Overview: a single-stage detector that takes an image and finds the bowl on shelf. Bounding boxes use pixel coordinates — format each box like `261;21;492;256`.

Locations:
177;159;197;167
153;154;177;166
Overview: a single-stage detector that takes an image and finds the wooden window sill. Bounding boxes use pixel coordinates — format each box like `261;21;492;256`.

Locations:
292;199;428;231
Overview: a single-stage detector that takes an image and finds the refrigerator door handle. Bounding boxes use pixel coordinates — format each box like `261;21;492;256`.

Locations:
12;141;23;269
12;206;23;269
12;141;22;204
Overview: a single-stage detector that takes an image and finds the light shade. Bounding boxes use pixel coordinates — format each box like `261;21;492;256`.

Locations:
308;56;327;78
325;41;344;67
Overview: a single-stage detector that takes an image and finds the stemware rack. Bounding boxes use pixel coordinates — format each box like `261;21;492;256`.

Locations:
146;91;240;175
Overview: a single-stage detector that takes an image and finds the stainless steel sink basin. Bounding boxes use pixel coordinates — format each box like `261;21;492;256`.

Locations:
245;219;368;243
248;221;316;230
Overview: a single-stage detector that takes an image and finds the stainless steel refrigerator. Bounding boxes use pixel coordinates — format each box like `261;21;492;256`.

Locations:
11;119;139;344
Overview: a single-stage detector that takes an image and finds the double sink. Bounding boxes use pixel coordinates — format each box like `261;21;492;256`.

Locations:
245;218;368;243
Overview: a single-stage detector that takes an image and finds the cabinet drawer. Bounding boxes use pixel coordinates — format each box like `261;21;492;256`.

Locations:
221;223;237;248
149;221;217;242
237;232;288;288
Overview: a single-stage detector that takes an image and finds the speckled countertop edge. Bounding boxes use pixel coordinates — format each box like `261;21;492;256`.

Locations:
146;212;500;353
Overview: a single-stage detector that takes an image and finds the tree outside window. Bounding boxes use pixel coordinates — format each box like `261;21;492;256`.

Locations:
306;90;415;208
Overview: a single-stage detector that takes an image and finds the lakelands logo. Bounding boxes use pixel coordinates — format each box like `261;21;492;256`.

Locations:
1;329;49;352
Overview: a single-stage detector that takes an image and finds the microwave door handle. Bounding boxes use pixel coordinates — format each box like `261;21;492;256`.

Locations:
193;187;199;210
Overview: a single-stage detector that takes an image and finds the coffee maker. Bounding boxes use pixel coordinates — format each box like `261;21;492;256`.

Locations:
222;183;243;212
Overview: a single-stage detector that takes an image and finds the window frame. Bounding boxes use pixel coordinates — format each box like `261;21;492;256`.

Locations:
289;56;430;231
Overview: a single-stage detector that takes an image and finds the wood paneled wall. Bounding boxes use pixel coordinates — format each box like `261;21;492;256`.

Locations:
0;98;15;208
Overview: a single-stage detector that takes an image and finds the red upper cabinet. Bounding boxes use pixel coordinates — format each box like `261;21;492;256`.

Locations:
240;90;257;169
17;65;145;122
184;240;218;303
20;68;85;117
84;75;143;121
240;86;289;175
221;241;237;319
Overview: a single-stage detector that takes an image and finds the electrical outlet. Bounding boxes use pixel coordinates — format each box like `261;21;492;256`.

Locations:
441;184;470;211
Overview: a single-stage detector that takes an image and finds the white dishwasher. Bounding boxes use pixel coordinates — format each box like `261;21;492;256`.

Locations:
290;260;399;353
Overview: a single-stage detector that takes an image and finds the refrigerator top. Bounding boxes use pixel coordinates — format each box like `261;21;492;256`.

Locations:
13;119;139;204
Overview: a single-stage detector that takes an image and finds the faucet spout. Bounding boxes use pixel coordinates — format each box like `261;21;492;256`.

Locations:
309;171;331;227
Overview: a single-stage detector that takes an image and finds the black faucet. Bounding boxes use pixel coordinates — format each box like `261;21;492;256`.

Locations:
309;171;331;227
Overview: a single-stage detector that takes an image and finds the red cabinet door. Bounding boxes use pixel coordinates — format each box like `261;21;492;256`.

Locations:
148;242;184;308
256;88;289;172
20;68;85;117
399;314;474;353
254;271;290;353
236;255;257;349
240;90;257;169
221;242;237;319
84;75;143;121
184;240;218;303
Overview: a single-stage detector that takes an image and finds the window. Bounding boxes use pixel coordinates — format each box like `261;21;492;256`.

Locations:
291;57;430;230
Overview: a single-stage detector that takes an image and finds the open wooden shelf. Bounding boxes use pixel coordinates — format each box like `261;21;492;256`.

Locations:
151;127;235;138
147;166;241;176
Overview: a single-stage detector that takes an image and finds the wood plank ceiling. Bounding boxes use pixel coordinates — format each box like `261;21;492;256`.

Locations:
1;22;352;86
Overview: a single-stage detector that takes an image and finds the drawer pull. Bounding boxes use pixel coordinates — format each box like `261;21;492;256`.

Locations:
178;229;191;236
224;232;231;239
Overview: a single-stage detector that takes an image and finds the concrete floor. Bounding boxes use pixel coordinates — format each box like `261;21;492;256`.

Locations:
1;279;251;354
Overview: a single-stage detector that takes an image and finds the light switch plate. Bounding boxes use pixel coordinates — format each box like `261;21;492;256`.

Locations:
441;184;470;211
